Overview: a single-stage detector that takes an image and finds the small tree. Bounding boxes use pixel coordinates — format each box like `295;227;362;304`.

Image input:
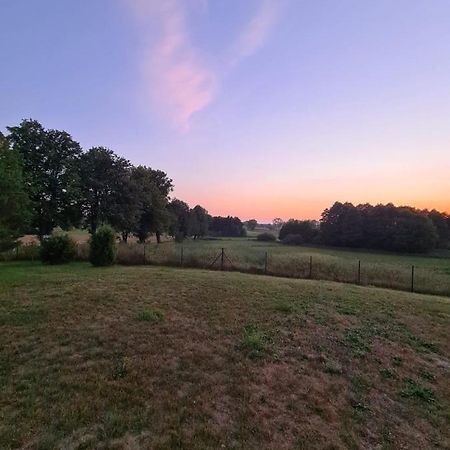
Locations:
40;234;76;264
89;225;116;266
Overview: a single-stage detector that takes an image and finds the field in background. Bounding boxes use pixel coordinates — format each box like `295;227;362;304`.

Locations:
120;238;450;297
8;234;450;297
0;262;449;449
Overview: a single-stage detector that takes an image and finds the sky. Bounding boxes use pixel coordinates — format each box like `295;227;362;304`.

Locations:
1;0;449;222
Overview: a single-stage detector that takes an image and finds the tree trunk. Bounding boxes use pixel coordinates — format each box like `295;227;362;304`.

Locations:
156;231;161;244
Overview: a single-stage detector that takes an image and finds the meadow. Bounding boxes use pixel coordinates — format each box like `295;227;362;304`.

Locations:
0;262;449;449
8;232;450;297
112;236;450;297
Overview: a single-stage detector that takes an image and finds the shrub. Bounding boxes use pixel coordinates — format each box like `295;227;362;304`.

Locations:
279;219;319;242
89;225;117;266
281;234;304;246
40;234;76;264
256;232;276;242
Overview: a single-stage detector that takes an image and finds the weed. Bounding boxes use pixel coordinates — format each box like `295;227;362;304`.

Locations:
112;357;128;380
379;368;397;380
240;324;269;359
399;378;435;403
392;356;402;367
137;307;164;322
344;328;371;357
324;360;343;375
418;368;435;382
351;375;371;393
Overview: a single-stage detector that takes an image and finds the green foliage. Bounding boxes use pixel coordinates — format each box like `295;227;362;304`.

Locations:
320;201;441;253
256;232;276;242
79;147;132;234
167;198;191;238
240;324;269;359
131;166;172;243
399;378;435;403
112;357;128;380
209;216;246;237
40;234;76;264
379;368;397;379
281;234;304;246
279;220;319;242
89;225;116;266
137;307;164;322
6;119;82;238
0;133;30;249
189;205;209;239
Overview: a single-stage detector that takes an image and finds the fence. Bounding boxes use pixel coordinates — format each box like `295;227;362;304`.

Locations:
108;243;449;297
3;242;449;298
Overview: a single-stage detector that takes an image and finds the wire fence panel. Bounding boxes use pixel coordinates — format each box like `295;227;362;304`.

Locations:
3;242;449;298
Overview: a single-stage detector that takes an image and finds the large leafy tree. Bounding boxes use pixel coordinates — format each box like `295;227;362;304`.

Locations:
6;119;82;239
189;205;209;239
0;133;30;249
167;199;191;239
79;147;132;234
131;166;171;243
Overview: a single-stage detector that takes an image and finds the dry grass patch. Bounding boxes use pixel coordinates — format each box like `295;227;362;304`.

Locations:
0;262;449;449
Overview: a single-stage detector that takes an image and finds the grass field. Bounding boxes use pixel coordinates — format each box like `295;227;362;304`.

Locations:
111;237;450;297
1;262;449;449
8;234;450;296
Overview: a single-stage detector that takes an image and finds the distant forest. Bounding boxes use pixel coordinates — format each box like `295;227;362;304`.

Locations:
1;119;448;254
278;202;449;253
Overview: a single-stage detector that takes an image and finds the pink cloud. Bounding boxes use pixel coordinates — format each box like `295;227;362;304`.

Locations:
128;0;216;130
231;0;284;65
126;0;284;130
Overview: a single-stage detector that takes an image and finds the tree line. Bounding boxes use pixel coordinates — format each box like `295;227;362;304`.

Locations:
0;119;244;249
279;202;450;253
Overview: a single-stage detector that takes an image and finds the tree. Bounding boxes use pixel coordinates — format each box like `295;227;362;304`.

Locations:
209;216;246;237
79;147;131;233
0;133;30;249
189;205;209;239
167;199;190;239
427;210;450;248
131;166;171;243
320;201;439;253
279;220;319;243
245;219;258;231
6;119;82;239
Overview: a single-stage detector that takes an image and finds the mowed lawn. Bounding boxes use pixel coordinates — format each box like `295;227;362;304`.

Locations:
0;263;449;449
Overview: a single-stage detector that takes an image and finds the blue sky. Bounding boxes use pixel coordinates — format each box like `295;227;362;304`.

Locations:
1;0;449;221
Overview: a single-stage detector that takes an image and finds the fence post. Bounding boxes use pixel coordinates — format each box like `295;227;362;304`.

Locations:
180;246;184;267
357;260;361;285
411;265;415;293
264;251;268;274
221;248;224;271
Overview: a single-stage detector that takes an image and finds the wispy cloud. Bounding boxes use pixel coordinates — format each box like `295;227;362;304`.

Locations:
126;0;284;130
128;0;216;130
230;0;284;66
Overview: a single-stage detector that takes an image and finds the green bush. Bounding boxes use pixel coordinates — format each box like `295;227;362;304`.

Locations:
281;234;304;246
256;232;276;242
89;225;117;266
40;234;76;264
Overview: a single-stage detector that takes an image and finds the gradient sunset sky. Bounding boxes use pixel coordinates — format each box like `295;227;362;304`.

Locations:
1;0;449;221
